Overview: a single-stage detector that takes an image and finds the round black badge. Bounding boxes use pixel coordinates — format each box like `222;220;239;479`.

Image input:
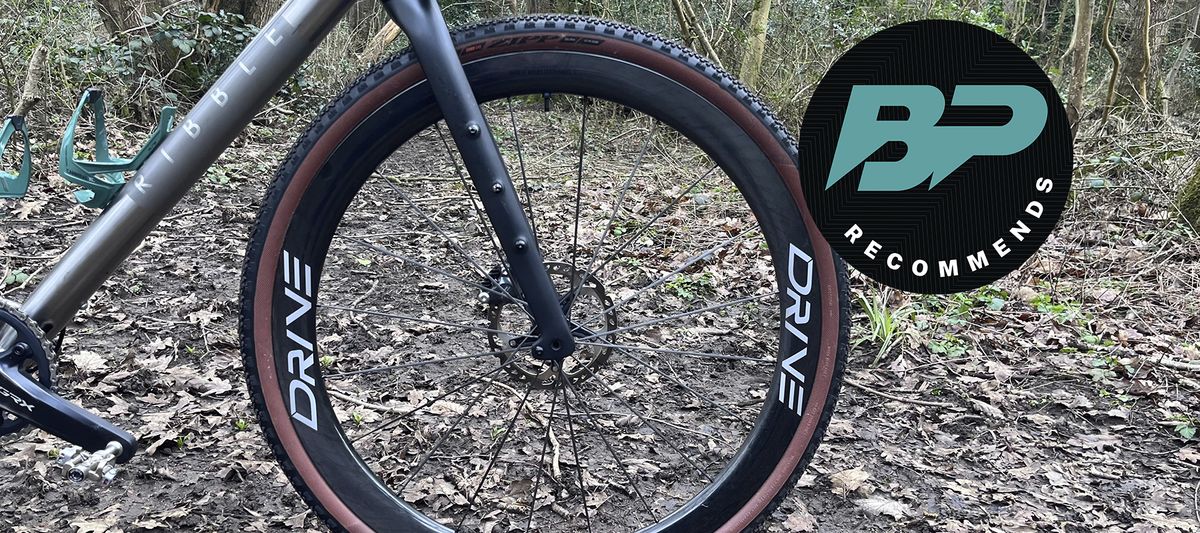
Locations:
797;20;1071;294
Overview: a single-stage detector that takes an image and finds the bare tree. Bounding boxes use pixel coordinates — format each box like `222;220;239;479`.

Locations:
739;0;772;88
1163;0;1200;115
210;0;278;26
1120;0;1176;110
11;44;47;118
1100;0;1120;123
670;0;722;66
1063;0;1093;126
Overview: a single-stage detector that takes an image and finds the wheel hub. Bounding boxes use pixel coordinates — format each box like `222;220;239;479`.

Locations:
486;262;617;388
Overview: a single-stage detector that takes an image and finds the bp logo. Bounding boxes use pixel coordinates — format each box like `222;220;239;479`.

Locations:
797;20;1072;294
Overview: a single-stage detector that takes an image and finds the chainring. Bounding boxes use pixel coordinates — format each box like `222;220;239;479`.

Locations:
486;262;618;388
0;299;55;438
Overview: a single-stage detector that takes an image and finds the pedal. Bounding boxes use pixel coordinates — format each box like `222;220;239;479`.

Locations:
0;303;137;464
56;441;122;484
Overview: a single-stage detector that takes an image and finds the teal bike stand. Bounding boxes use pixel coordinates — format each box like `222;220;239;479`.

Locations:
0;115;32;198
59;88;176;209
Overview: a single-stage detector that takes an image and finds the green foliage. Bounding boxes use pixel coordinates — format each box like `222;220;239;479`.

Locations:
2;270;29;287
1088;352;1131;381
928;333;968;358
1169;414;1196;441
62;7;258;108
917;286;1008;326
665;271;715;301
855;288;912;366
1029;293;1084;324
1178;423;1197;441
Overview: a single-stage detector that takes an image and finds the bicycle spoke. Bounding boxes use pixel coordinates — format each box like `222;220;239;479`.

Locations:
525;384;559;531
320;303;529;338
581;164;718;282
574;292;772;342
435;123;507;265
576;340;772;364
570;97;589;274
572;225;761;329
352;360;516;443
396;375;504;492
507;97;540;243
374;172;528;309
342;236;531;309
324;347;522;380
560;362;593;532
456;382;534;530
559;365;658;522
563;120;659;314
581;370;713;482
611;346;744;421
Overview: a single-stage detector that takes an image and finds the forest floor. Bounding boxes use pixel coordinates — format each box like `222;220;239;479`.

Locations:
0;111;1196;533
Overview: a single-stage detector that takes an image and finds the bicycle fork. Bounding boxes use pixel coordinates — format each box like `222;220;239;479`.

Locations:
382;0;576;360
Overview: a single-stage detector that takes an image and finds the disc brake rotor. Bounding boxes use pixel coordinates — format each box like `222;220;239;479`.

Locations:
486;262;617;388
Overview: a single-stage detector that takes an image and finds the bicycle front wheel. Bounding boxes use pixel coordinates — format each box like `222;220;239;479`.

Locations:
240;16;849;533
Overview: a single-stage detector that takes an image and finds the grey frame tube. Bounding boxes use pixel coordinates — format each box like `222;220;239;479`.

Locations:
22;0;354;334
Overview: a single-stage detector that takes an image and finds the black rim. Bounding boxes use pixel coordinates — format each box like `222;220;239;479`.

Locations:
258;47;831;532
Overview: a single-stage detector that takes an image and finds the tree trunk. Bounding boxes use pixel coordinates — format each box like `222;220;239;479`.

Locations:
1130;0;1152;107
90;0;177;119
345;2;390;49
1049;0;1072;69
738;0;772;88
12;44;47;118
1120;0;1175;110
362;20;402;64
670;0;722;66
213;0;279;26
94;0;135;35
1065;0;1092;126
1163;0;1200;115
1100;0;1120;124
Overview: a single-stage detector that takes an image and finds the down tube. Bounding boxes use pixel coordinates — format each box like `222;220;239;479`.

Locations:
21;0;355;334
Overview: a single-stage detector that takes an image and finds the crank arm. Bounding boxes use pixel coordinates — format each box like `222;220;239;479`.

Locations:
0;351;136;462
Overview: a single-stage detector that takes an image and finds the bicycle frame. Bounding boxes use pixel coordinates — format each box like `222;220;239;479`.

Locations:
17;0;575;358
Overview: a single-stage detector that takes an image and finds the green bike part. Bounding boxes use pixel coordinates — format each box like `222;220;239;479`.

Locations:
0;115;32;199
59;88;176;209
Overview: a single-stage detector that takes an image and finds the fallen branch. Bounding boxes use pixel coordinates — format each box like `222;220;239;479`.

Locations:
1157;356;1200;372
843;378;954;408
327;387;408;415
362;20;402;64
12;43;47;117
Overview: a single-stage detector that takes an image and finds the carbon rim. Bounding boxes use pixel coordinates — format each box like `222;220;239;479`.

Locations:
246;21;842;533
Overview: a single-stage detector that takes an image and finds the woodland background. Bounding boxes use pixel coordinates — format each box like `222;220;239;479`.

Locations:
0;0;1197;532
2;0;1200;222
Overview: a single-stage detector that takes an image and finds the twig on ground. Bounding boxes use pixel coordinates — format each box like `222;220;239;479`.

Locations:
844;378;954;408
1157;357;1200;372
327;387;407;416
549;426;562;480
